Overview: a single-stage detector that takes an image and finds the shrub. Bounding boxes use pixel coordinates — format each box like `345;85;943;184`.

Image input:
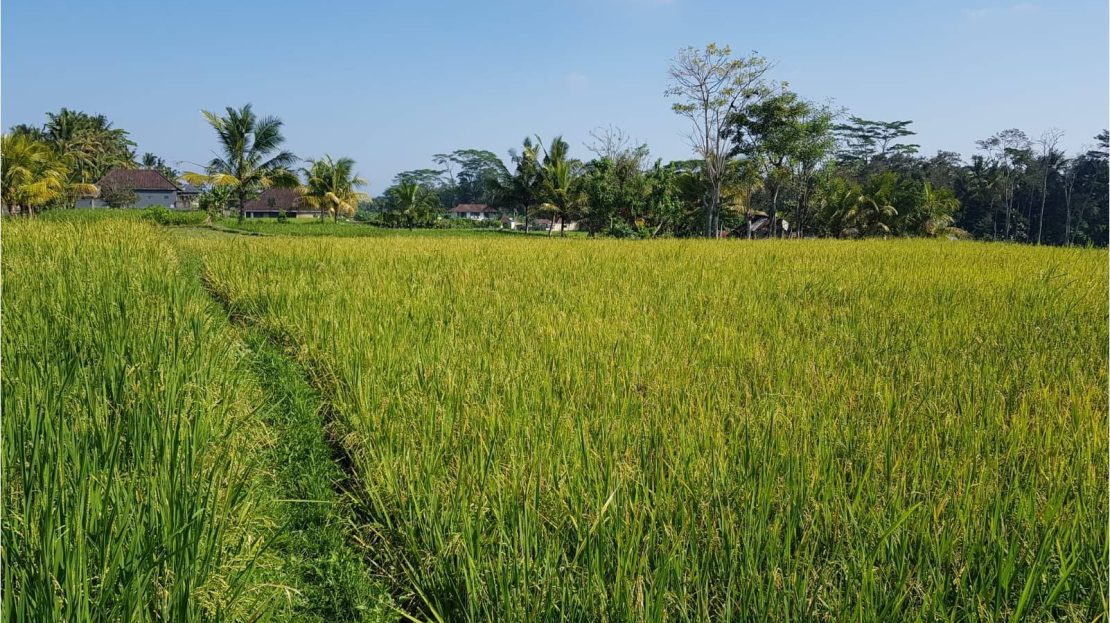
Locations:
97;181;139;208
141;206;208;226
434;217;501;230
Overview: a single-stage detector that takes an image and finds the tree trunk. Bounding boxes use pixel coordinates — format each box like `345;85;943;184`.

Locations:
560;216;567;237
238;189;247;224
769;184;781;238
705;186;718;238
1036;173;1048;245
1003;193;1011;241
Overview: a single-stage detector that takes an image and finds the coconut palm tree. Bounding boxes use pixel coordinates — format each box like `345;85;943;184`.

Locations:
505;137;543;232
43;108;136;182
537;136;584;236
183;104;298;223
389;181;440;229
301;156;369;222
841;193;898;237
1;134;97;216
915;182;960;236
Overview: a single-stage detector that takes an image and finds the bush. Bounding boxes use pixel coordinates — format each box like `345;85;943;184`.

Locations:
605;221;640;239
434;217;502;230
141;206;208;226
98;182;139;208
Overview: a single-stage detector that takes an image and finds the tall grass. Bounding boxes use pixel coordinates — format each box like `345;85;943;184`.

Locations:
194;236;1108;622
2;219;279;621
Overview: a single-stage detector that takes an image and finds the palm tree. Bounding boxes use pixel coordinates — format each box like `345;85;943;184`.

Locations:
915;182;960;236
841;193;897;237
537;136;584;236
506;137;542;232
1;134;97;216
183;104;298;223
389;181;440;229
43;108;136;182
301;156;369;222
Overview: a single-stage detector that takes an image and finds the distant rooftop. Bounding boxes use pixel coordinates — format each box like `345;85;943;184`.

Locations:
244;187;309;212
97;168;180;191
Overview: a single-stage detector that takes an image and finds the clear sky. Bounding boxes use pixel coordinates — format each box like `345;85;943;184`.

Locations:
3;0;1107;189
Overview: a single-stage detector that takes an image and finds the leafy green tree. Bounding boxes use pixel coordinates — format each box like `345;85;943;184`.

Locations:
834;116;920;166
640;160;690;237
433;149;509;206
581;158;619;236
729;89;834;236
301;155;369;221
183;104;298;223
585;126;651;228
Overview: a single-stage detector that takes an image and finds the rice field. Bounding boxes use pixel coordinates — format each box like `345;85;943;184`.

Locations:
5;216;1107;622
2;219;278;621
190;235;1109;622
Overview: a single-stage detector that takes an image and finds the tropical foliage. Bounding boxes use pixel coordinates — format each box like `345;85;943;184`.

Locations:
301;155;369;221
4;46;1106;245
183;104;298;223
1;133;97;216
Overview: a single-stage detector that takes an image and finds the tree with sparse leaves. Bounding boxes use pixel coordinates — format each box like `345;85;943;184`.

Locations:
667;44;773;237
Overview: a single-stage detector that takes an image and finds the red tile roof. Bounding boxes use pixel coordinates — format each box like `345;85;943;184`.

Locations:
243;187;308;212
450;203;495;213
97;168;180;191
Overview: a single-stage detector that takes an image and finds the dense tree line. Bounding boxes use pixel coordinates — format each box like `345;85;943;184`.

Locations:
3;109;137;215
365;44;1106;245
4;45;1107;244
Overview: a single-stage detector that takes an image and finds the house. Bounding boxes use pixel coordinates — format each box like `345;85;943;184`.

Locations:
450;203;499;220
77;168;182;208
241;187;316;218
175;183;202;210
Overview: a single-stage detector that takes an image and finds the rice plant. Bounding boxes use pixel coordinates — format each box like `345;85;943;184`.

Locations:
192;236;1108;622
2;219;279;621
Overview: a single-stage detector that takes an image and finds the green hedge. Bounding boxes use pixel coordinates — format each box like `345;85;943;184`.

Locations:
141;206;208;226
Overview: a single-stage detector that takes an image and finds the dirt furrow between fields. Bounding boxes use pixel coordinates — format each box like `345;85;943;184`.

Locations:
192;262;400;623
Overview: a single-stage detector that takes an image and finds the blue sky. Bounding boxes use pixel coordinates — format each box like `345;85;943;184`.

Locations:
3;0;1106;189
